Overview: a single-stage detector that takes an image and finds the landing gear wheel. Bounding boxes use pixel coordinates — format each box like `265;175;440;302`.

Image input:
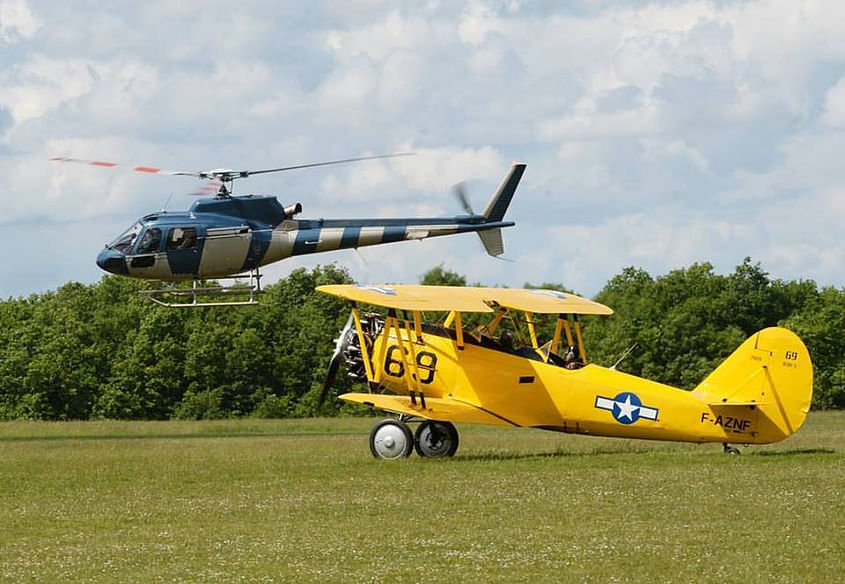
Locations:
723;443;741;455
369;419;414;460
414;421;459;458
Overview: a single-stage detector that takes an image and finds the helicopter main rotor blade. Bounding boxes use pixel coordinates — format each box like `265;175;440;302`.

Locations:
53;151;416;196
241;152;415;178
186;180;224;196
51;156;201;178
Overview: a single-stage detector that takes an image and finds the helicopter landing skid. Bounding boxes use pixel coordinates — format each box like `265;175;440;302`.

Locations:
139;270;263;308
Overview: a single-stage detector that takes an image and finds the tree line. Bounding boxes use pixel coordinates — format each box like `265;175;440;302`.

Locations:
0;258;842;420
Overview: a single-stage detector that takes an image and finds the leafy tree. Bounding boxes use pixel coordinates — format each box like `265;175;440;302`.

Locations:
782;287;845;409
0;259;841;418
420;265;467;286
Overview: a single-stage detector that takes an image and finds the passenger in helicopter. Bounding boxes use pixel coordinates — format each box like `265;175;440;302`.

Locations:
136;228;161;254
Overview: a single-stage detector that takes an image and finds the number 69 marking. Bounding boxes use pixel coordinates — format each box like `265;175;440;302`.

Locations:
384;345;437;384
785;351;798;361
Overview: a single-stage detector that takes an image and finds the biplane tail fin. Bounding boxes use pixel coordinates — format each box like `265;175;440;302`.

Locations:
482;163;526;222
693;327;813;441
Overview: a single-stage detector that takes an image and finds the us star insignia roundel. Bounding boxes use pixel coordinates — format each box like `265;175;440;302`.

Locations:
594;392;659;425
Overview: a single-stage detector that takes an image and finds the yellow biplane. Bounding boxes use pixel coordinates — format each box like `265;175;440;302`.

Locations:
317;284;813;459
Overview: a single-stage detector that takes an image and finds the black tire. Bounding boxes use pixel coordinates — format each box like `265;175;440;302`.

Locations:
414;421;459;458
369;419;414;460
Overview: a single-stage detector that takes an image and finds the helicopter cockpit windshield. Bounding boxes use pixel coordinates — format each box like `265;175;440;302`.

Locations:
109;222;143;254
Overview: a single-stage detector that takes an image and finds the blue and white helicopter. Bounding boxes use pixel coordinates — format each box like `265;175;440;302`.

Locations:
53;154;526;306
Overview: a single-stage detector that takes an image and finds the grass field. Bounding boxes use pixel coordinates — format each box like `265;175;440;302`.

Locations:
1;413;843;583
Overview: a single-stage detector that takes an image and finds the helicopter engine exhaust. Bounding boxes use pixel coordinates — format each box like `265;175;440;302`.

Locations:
283;202;303;218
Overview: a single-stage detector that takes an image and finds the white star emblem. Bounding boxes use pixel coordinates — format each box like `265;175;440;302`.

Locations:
615;395;639;421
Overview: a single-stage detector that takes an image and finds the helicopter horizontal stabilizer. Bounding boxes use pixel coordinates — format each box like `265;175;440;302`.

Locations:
477;228;504;257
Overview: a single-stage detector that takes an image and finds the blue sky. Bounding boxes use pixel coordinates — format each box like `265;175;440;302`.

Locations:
1;0;844;298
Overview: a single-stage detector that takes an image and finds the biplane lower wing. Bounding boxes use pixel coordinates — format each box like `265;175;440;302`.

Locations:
339;393;517;427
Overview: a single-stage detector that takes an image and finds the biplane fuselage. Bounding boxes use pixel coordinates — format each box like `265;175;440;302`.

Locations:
318;285;813;458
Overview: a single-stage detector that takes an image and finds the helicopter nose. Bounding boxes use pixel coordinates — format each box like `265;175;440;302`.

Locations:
96;248;128;275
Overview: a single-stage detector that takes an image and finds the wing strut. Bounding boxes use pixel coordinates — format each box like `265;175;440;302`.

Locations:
351;307;376;382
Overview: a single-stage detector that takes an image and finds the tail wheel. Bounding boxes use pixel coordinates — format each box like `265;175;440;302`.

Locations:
414;421;459;458
369;419;414;460
723;443;741;455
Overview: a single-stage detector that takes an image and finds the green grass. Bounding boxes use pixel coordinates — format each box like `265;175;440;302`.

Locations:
1;413;843;583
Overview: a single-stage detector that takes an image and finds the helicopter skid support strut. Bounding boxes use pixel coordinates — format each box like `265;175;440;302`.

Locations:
139;270;263;308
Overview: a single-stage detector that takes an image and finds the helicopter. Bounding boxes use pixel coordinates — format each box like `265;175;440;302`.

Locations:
52;155;526;307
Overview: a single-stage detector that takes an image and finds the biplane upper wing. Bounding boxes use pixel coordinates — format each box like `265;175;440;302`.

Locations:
316;284;494;312
339;393;517;427
490;288;613;315
316;284;613;315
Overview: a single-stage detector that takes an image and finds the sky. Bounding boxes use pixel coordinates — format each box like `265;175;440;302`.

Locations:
1;0;844;299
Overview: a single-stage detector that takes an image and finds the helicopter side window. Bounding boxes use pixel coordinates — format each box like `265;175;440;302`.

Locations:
110;222;143;253
136;228;162;254
167;227;198;250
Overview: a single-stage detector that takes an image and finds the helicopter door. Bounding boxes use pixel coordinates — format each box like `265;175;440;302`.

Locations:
166;227;202;276
127;227;167;277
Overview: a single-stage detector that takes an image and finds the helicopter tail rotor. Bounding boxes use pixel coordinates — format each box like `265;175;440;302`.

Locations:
453;182;475;215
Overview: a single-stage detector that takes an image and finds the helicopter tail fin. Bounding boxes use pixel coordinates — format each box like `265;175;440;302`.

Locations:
482;163;526;222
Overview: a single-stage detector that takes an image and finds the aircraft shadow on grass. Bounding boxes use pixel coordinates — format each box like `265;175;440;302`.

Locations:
431;446;837;462
751;448;836;457
450;447;655;463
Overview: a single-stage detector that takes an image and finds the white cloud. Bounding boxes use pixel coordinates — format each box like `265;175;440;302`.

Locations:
318;146;506;208
458;0;504;45
324;10;438;61
0;55;95;124
822;76;845;128
0;0;39;44
2;1;845;298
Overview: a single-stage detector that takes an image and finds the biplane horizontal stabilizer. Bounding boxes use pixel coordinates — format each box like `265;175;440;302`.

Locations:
707;400;773;407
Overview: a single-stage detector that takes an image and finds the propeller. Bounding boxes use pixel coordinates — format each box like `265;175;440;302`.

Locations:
318;312;355;408
452;181;475;215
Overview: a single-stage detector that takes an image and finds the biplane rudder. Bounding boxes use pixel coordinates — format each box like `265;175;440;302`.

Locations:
692;327;813;442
